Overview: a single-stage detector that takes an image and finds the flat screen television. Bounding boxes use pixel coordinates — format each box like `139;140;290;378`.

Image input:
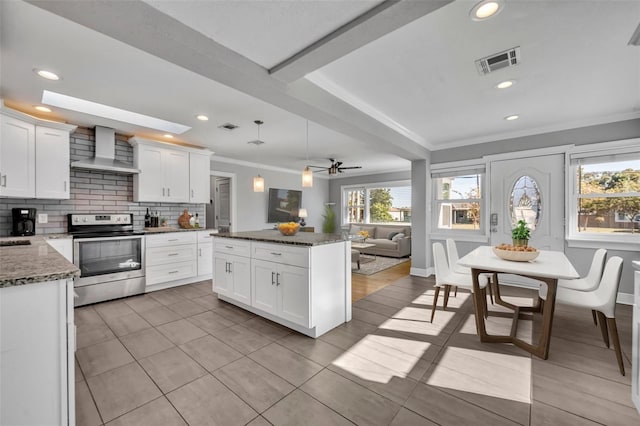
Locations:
267;188;302;223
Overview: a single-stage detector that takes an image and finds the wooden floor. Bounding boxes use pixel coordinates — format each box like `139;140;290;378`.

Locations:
351;259;411;302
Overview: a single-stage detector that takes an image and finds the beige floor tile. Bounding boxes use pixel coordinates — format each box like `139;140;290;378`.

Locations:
76;338;134;378
123;295;162;313
137;305;181;326
166;299;209;317
211;324;272;354
352;299;402;317
77;322;116;350
139;347;207;393
119;328;174;360
389;408;438;426
167;375;257;426
530;401;600;426
276;333;344;366
94;300;135;320
246;416;271;426
365;292;412;309
75;306;106;327
212;304;255;323
319;320;377;350
404;382;518;426
249;343;323;386
171;283;209;299
240;317;292;340
301;369;400;426
156;319;207;345
352;307;389;326
179;335;243;372
103;312;152;337
213;357;294;413
263;390;352;426
186;310;235;334
105;396;186;426
192;294;224;310
87;362;162;423
76;379;102;426
192;280;213;292
148;289;188;306
75;358;84;382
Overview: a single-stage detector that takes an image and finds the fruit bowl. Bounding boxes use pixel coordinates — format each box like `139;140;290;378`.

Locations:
277;222;300;236
492;245;539;262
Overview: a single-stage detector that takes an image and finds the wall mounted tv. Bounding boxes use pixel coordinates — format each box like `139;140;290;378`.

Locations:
267;188;302;223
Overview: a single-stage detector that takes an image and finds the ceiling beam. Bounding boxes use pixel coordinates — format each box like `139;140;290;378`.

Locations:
269;0;453;83
26;0;430;160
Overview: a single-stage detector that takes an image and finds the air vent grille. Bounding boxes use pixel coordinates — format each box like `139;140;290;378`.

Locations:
218;122;239;131
475;46;521;75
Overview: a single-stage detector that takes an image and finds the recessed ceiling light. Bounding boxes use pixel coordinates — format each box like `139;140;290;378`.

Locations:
504;114;519;121
42;90;191;134
163;134;174;139
196;114;209;121
470;0;503;21
34;105;52;112
33;69;60;81
496;80;515;89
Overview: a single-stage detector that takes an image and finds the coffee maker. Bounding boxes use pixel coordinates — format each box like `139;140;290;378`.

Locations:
11;208;36;236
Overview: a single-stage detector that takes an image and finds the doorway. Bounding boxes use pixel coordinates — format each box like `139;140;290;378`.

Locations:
206;174;234;232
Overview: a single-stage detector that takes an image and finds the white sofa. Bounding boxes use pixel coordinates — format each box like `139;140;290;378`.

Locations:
349;224;411;258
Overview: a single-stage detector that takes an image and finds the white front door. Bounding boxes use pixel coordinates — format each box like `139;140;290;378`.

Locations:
489;153;565;251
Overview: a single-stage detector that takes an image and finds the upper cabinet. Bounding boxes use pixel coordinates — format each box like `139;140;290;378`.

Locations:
0;107;76;199
130;137;212;203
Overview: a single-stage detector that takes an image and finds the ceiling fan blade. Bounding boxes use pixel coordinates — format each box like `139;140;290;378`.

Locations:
307;165;329;169
334;161;343;168
337;166;362;170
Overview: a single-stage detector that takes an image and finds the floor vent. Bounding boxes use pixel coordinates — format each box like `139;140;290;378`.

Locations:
218;122;239;131
475;46;521;75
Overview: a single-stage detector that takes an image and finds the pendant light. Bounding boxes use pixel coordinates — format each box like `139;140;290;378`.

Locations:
302;120;313;187
250;120;265;192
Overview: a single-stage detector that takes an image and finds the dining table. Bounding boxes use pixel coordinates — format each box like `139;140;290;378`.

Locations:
457;245;579;359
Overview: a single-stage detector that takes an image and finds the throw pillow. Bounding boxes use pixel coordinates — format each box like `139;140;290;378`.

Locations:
391;233;405;242
387;231;399;240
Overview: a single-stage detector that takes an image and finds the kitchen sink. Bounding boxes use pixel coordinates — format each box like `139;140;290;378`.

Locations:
0;240;32;247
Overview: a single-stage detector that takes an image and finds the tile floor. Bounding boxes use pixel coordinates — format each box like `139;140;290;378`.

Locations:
75;278;639;425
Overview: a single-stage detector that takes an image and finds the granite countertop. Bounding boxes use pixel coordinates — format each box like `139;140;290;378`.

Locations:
0;236;79;287
144;227;218;234
217;230;345;246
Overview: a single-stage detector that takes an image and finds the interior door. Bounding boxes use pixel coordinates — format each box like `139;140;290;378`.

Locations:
490;154;565;251
216;178;231;232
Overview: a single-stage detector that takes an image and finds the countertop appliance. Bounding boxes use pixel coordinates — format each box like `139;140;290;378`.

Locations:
68;213;145;306
11;208;36;236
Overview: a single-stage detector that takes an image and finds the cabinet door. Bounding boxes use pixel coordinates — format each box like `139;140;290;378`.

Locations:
252;259;277;315
135;144;164;202
189;152;210;203
277;264;310;327
213;255;232;296
163;149;189;202
198;243;213;277
230;255;251;305
35;127;70;199
0;115;35;197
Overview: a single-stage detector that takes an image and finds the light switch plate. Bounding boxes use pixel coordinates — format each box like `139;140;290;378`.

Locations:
38;213;48;224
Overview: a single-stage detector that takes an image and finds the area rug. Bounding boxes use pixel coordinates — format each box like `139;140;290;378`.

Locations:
352;255;410;275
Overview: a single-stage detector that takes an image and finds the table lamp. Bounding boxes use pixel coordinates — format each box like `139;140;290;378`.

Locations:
298;208;308;227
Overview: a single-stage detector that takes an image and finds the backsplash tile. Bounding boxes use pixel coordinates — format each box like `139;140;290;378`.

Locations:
0;128;205;236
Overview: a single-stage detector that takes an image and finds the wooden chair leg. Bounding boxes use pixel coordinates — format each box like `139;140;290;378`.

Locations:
591;309;597;326
596;311;610;348
454;286;458;297
481;288;489;318
431;286;440;323
443;285;451;310
487;279;494;305
607;317;625;376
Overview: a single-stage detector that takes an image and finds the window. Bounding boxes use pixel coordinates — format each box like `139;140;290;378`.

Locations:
570;145;640;240
431;164;485;235
342;182;411;224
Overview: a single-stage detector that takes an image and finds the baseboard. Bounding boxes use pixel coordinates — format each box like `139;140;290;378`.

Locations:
617;292;634;305
410;267;432;277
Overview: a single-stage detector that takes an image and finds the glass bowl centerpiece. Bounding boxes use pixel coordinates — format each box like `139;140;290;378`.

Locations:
278;222;300;236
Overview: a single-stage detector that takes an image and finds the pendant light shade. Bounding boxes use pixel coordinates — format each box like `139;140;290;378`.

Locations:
253;174;264;192
302;120;313;187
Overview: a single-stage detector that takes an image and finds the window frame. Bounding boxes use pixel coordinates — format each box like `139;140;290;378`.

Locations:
341;180;412;225
566;138;640;250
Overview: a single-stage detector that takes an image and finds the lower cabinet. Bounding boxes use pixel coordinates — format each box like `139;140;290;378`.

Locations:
213;252;251;304
145;232;197;288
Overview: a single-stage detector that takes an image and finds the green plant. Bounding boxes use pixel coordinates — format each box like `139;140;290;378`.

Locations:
511;220;531;240
322;205;336;234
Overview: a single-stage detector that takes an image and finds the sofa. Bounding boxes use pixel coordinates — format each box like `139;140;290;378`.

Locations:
348;223;411;258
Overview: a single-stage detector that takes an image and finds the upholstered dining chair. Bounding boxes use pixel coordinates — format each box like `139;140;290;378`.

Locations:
432;242;488;323
446;238;495;303
541;256;625;375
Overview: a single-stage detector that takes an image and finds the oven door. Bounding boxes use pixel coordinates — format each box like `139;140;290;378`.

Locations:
73;235;145;287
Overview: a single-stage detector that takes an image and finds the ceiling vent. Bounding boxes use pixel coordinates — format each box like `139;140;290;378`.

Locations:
475;46;521;75
218;122;238;131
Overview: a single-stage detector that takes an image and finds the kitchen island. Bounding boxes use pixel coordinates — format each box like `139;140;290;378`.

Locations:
213;230;351;337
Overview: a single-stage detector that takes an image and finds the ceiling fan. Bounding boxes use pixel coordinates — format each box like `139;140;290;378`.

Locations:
308;158;362;175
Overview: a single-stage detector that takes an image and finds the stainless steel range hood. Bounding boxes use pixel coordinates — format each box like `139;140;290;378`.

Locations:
71;126;140;174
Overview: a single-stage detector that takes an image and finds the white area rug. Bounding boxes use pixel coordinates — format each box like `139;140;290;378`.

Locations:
352;255;410;276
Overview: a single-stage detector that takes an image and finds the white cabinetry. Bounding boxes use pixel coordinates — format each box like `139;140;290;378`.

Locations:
0;279;74;426
213;238;251;304
190;152;211;203
130;137;212;203
46;237;73;262
197;230;213;277
632;261;640;414
146;232;197;288
35;126;71;199
0;114;35;197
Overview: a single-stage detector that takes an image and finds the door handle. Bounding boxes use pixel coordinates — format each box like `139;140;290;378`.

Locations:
191;189;194;198
167;188;171;197
199;248;202;256
1;174;6;187
64;181;67;192
162;187;165;196
271;272;275;285
276;273;280;286
228;262;232;274
270;252;282;256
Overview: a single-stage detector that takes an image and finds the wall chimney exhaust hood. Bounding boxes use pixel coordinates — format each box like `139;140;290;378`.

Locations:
71;126;140;174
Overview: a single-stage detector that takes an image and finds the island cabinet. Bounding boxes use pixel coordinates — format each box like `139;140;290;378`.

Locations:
213;233;351;338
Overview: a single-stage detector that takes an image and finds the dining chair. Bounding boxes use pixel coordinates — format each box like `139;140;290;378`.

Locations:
446;238;495;303
541;256;625;375
432;242;488;323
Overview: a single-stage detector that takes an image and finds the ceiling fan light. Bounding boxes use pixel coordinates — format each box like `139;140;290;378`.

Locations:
253;174;264;192
302;166;313;187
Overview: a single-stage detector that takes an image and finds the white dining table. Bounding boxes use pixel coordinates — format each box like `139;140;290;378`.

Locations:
458;246;579;359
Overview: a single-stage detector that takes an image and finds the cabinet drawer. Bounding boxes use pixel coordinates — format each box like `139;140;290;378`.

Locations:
147;244;197;266
252;242;309;268
146;231;197;247
215;238;250;257
197;230;214;244
146;261;196;285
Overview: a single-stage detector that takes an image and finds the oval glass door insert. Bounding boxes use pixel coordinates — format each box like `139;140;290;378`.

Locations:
509;175;541;231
